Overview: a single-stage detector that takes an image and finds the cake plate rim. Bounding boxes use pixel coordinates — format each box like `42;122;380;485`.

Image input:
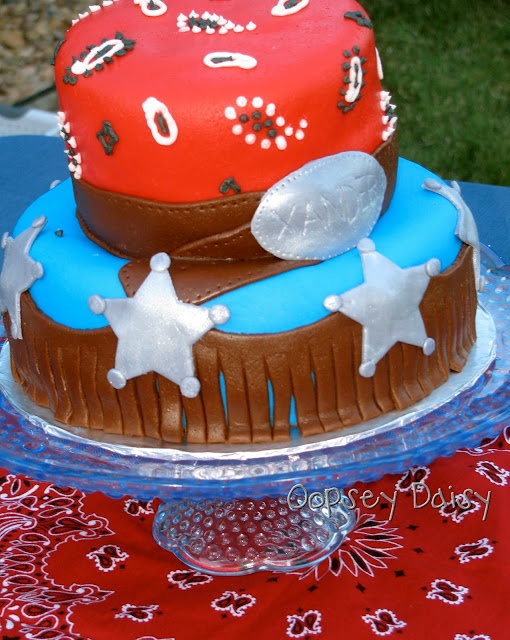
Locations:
0;247;507;502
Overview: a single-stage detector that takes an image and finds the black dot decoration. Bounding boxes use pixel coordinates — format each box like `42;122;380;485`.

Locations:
236;112;283;141
219;177;242;195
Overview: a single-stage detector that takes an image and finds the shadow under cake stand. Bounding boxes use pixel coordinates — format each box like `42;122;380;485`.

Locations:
0;248;507;576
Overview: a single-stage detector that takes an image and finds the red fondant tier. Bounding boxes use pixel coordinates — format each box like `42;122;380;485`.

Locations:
7;246;476;444
54;0;393;206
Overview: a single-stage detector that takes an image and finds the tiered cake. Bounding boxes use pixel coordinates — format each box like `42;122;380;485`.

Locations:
0;0;478;444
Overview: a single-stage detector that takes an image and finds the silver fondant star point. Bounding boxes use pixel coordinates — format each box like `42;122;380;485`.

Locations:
0;216;46;339
89;252;230;396
324;239;439;377
423;178;482;290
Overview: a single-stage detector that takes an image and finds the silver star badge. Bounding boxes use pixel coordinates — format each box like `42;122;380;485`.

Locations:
0;216;46;339
324;238;439;377
423;178;482;291
89;252;230;397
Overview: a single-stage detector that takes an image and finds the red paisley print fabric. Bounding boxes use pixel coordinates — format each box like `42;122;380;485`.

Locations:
0;429;508;639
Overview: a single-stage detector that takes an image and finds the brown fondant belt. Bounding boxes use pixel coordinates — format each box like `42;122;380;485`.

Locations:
74;134;398;301
74;133;399;262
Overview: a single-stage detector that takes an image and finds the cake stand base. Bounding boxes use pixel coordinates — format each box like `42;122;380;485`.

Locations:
153;495;356;576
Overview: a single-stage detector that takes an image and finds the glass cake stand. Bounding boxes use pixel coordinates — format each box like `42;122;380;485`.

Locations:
0;247;508;575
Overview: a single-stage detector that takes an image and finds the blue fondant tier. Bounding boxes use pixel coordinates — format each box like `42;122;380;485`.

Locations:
16;158;462;333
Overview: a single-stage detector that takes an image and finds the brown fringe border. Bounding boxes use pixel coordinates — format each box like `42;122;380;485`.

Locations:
6;246;476;444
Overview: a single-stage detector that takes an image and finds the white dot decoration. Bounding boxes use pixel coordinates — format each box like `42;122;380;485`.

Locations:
224;106;237;120
224;98;307;150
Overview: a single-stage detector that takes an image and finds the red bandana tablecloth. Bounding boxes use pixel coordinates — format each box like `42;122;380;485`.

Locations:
0;426;508;640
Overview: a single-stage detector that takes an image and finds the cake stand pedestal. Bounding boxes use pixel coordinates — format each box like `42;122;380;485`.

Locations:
153;495;356;575
0;248;508;576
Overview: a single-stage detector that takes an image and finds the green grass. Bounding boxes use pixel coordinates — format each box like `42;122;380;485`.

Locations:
362;0;510;185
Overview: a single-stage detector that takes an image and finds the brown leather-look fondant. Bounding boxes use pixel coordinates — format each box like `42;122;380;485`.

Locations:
119;256;318;304
377;131;399;212
75;187;266;260
74;134;399;261
7;245;476;445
